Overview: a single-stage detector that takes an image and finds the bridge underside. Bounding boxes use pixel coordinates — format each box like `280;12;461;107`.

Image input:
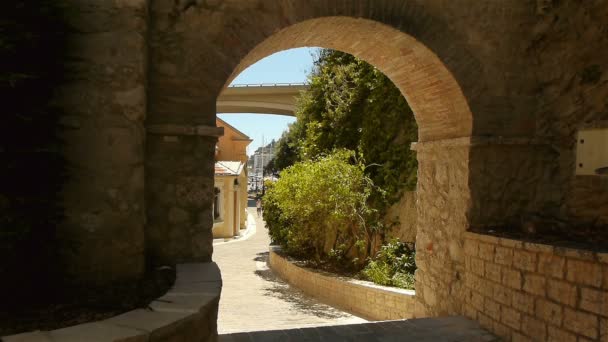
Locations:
216;84;306;116
216;101;295;116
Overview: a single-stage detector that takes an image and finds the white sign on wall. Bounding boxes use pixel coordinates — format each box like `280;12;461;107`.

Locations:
575;128;608;176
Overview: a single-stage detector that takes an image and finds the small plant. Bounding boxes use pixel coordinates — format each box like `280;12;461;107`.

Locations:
361;239;416;289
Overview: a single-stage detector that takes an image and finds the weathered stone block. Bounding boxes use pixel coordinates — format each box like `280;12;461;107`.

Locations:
563;307;599;339
536;298;563;326
501;306;521;330
478;242;495;262
464;238;479;257
547;325;577;342
513;250;537;272
469;256;485;276
479;279;494;298
477;312;494;330
523;273;546;296
567;259;602;288
492;320;512;340
524;242;554;254
547;279;577;308
499;238;523;249
495;246;514;266
484;297;501;321
522;315;546;341
580;287;608;317
511;332;532;342
471;291;484;312
538;253;565;279
485;262;502;283
512;291;535;315
494;284;513;306
502;268;522;290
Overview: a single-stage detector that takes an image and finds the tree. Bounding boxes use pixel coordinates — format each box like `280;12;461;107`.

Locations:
264;150;381;267
271;49;418;211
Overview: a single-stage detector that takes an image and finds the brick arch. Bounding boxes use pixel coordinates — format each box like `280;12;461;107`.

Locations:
216;16;475;317
221;17;473;143
144;0;520;322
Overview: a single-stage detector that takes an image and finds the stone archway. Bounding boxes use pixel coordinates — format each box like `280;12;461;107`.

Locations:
41;0;608;340
214;17;476;318
146;6;486;317
222;17;474;142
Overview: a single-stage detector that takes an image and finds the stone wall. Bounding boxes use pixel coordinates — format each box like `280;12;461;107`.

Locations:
146;133;216;265
385;191;417;243
269;248;416;321
463;232;608;341
529;1;608;227
413;142;471;318
54;0;149;287
41;1;607;339
2;263;221;342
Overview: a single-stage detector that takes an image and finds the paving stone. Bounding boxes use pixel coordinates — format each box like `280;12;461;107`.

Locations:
47;322;146;342
216;209;496;341
1;331;53;342
214;209;366;334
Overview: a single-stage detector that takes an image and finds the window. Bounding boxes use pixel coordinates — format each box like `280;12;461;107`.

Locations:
213;187;222;221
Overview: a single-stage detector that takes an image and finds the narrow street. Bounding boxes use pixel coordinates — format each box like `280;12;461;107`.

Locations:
213;205;498;341
213;205;367;334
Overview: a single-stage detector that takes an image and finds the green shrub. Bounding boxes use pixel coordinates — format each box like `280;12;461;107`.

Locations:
263;150;382;265
361;239;416;289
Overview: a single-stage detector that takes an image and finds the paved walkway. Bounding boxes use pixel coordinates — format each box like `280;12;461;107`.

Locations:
219;316;500;342
214;206;497;341
213;206;367;334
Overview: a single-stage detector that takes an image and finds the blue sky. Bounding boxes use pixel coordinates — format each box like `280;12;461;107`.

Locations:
218;47;319;155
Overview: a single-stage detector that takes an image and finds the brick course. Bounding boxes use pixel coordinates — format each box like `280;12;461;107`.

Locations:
464;232;607;341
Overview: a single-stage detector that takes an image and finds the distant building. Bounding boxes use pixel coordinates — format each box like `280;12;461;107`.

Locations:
213;118;251;239
250;142;275;191
251;143;275;176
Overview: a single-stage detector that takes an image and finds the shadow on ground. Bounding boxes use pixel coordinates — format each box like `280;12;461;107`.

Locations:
219;316;499;341
253;252;350;320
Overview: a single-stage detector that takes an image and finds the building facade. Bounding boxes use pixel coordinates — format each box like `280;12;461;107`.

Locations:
213;118;251;238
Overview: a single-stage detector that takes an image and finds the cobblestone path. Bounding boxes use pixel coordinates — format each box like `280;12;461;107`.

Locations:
213;207;367;334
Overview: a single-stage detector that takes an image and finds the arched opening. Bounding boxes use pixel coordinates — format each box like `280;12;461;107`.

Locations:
211;17;475;323
221;17;473;143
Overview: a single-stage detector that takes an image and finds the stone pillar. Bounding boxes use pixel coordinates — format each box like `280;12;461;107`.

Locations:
413;139;471;317
145;121;223;266
56;0;149;288
413;137;559;317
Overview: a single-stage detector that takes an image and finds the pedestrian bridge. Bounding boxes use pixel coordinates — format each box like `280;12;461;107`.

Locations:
217;83;308;116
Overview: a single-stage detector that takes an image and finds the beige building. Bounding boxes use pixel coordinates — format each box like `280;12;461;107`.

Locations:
213;118;251;239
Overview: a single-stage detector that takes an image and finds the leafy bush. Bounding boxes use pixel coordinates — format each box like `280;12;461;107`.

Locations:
270;49;418;213
263;150;382;266
361;239;416;289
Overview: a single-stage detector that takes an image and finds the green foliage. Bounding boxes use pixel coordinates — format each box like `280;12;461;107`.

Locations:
271;49;418;211
361;239;416;289
264;150;381;265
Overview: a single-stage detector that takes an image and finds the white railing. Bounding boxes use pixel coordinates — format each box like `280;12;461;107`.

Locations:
228;82;307;88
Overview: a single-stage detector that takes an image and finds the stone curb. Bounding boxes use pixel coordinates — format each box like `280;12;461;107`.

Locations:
268;247;416;321
2;263;222;342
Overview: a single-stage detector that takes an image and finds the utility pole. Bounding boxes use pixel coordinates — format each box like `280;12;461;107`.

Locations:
260;135;265;196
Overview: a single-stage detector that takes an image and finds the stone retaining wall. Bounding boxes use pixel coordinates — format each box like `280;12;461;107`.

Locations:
269;247;416;321
463;232;608;341
2;263;222;342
